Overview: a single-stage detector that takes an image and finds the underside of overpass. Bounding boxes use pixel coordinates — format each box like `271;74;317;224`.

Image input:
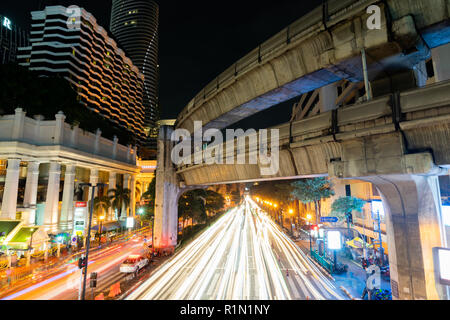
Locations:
176;0;450;134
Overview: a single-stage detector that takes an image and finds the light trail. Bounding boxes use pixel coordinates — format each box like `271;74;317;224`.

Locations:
1;236;148;300
127;199;346;300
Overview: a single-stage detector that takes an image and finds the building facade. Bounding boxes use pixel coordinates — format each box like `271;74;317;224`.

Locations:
0;108;139;243
110;0;159;151
17;5;146;143
0;14;29;64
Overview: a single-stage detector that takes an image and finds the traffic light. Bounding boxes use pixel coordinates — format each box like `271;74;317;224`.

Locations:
311;225;319;232
90;272;97;288
78;257;86;269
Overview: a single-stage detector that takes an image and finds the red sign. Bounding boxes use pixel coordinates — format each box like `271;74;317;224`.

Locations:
75;202;87;208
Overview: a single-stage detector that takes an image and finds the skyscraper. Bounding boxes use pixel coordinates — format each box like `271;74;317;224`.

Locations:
110;0;159;155
0;14;29;64
18;6;147;142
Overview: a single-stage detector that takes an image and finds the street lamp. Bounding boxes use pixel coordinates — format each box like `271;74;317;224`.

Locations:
78;182;107;301
289;209;294;233
98;215;105;245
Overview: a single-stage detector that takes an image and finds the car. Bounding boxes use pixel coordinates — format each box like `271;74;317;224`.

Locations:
120;255;149;275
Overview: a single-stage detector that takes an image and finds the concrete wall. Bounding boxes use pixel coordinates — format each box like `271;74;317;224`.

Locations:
0;109;136;165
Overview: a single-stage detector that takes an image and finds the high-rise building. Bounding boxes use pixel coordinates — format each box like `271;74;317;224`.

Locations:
0;14;29;64
17;6;146;142
110;0;159;154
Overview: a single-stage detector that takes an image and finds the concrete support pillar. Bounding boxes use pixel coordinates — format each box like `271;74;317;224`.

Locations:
130;175;136;217
319;83;338;113
23;161;40;225
154;125;180;251
364;174;447;300
108;172;117;221
88;169;99;201
0;159;21;220
432;43;450;82
43;162;61;234
60;164;76;231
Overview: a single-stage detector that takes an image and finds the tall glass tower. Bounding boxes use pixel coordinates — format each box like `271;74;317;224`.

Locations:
110;0;159;155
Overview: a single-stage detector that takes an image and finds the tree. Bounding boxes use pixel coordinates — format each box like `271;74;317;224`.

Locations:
230;189;241;206
140;177;156;222
291;178;335;224
92;196;111;219
178;189;207;234
331;196;366;238
141;177;156;203
205;190;225;216
108;187;131;221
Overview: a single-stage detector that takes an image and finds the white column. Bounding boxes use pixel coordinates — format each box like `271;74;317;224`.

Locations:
432;43;450;82
88;169;99;201
94;129;101;155
60;164;76;231
23;161;40;225
121;174;130;220
12;108;26;140
112;136;118;159
130;175;136;217
70;124;79;147
108;172;117;221
0;159;21;220
43;162;61;234
53;111;65;145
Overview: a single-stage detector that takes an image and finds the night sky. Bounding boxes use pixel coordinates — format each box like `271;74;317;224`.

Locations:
2;0;323;127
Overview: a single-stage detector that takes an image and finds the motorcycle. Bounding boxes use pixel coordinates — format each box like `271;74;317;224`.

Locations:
380;265;390;279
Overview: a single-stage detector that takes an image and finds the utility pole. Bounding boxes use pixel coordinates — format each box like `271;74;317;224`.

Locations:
79;182;107;300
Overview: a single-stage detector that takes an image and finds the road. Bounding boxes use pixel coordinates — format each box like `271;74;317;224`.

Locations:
1;234;149;300
127;198;346;300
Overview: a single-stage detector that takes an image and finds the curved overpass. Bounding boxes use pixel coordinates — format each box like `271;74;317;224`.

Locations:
176;80;450;185
176;0;450;133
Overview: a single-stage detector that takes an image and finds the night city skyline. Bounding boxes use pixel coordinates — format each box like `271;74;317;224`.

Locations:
0;0;449;310
2;0;323;120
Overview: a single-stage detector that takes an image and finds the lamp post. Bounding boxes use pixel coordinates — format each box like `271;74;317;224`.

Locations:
98;215;105;245
307;214;312;253
78;182;107;300
289;209;294;234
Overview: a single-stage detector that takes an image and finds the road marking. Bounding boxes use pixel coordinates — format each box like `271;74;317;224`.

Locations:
295;275;310;300
287;275;301;299
207;273;220;297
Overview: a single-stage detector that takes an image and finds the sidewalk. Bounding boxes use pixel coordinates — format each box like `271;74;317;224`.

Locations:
295;239;391;299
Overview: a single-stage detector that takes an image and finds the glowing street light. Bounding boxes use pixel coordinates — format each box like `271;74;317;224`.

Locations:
306;214;312;221
274;204;278;208
289;209;293;215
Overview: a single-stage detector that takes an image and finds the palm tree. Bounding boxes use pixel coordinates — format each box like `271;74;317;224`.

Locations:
108;187;131;221
93;195;111;220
